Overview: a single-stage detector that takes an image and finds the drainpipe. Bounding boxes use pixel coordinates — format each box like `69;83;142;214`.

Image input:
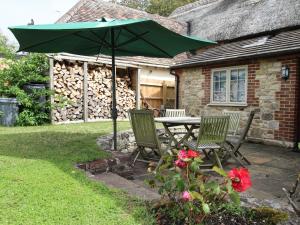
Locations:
170;69;179;109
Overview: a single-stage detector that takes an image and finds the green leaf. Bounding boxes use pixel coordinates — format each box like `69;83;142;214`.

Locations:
194;157;203;163
212;166;228;177
202;203;210;214
176;179;185;192
229;191;241;205
190;161;200;172
226;181;234;193
190;191;204;202
205;181;221;195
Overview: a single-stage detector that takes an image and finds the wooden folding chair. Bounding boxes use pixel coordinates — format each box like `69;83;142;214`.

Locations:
185;116;230;169
165;109;186;117
164;109;189;137
224;110;256;167
223;110;240;136
129;109;171;169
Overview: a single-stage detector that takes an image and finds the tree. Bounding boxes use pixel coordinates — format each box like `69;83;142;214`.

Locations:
0;33;16;59
118;0;149;11
115;0;198;17
147;0;198;16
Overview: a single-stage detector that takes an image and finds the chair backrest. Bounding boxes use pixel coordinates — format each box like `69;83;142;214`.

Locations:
223;110;241;135
197;116;230;146
129;109;160;149
238;110;256;143
165;109;186;117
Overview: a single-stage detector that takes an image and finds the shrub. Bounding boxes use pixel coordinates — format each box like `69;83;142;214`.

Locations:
149;148;252;224
0;53;52;126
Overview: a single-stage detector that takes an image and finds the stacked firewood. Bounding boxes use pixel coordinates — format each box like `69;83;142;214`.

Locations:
52;62;84;122
88;65;136;119
52;61;135;122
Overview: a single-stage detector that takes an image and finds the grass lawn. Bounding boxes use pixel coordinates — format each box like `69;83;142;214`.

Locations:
0;122;155;225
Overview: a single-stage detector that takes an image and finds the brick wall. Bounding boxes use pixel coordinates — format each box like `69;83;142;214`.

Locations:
176;55;300;147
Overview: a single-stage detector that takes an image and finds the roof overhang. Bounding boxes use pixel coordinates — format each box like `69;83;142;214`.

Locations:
49;53;172;69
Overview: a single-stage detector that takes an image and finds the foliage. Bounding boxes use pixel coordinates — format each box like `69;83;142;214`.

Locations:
0;121;156;225
252;207;289;225
148;148;252;224
0;32;16;59
147;0;198;16
0;53;51;126
118;0;149;11
115;0;198;16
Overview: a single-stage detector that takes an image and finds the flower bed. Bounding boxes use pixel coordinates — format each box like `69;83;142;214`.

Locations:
148;148;289;225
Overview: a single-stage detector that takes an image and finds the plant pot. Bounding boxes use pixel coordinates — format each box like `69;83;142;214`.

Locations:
23;83;47;106
0;97;19;126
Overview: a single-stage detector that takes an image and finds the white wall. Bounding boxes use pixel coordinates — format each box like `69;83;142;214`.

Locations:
140;66;174;82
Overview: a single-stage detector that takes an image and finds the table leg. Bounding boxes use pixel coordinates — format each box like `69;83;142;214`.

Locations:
162;123;178;146
177;125;197;146
184;125;197;139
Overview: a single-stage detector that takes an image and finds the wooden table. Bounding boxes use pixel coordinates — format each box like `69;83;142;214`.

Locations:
155;117;201;147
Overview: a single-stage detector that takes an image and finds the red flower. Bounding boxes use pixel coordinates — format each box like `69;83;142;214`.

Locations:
178;150;189;160
187;149;200;158
228;168;252;192
175;159;187;168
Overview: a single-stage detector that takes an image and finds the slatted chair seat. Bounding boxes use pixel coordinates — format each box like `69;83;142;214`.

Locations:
186;140;221;150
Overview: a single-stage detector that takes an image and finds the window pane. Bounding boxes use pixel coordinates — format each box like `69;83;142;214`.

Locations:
213;71;226;102
231;70;238;81
230;68;246;103
213;71;220;82
238;69;245;80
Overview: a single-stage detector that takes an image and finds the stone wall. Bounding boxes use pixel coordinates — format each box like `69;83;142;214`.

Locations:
176;55;300;147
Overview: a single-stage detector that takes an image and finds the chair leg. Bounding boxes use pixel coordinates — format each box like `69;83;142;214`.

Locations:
131;149;141;167
227;148;246;167
154;156;164;173
212;149;223;169
226;141;251;166
202;149;211;159
235;150;251;165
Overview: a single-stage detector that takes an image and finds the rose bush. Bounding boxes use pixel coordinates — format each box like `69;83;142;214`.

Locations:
149;147;252;224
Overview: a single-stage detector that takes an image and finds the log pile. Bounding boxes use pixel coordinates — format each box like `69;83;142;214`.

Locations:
52;60;136;123
52;62;84;122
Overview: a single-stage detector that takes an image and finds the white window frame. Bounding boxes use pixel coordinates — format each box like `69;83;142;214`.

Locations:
210;66;248;106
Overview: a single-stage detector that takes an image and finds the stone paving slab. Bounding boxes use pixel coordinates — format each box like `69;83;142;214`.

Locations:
89;172;160;201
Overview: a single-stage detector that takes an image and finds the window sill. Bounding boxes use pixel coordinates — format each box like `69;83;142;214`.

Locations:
208;103;248;107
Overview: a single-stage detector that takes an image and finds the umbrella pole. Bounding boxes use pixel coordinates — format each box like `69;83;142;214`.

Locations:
111;28;117;151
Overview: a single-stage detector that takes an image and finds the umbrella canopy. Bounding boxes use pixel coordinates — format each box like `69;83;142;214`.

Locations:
9;18;215;57
9;18;216;150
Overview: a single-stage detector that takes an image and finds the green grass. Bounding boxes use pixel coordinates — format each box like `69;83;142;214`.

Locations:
0;122;155;225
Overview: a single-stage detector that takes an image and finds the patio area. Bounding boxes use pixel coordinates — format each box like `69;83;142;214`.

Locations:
91;141;300;212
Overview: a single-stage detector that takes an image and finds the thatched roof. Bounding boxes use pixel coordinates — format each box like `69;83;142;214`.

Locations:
57;0;185;34
172;28;300;68
170;0;300;41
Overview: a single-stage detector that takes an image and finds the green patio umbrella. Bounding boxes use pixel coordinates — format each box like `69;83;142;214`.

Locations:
9;18;215;150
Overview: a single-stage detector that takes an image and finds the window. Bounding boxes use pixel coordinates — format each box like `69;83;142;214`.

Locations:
211;67;247;105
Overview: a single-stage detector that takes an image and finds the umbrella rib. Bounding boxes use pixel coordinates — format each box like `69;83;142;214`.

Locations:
116;31;150;48
123;27;172;58
94;30;109;60
19;31;81;52
115;29;122;44
74;33;111;48
89;30;111;48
